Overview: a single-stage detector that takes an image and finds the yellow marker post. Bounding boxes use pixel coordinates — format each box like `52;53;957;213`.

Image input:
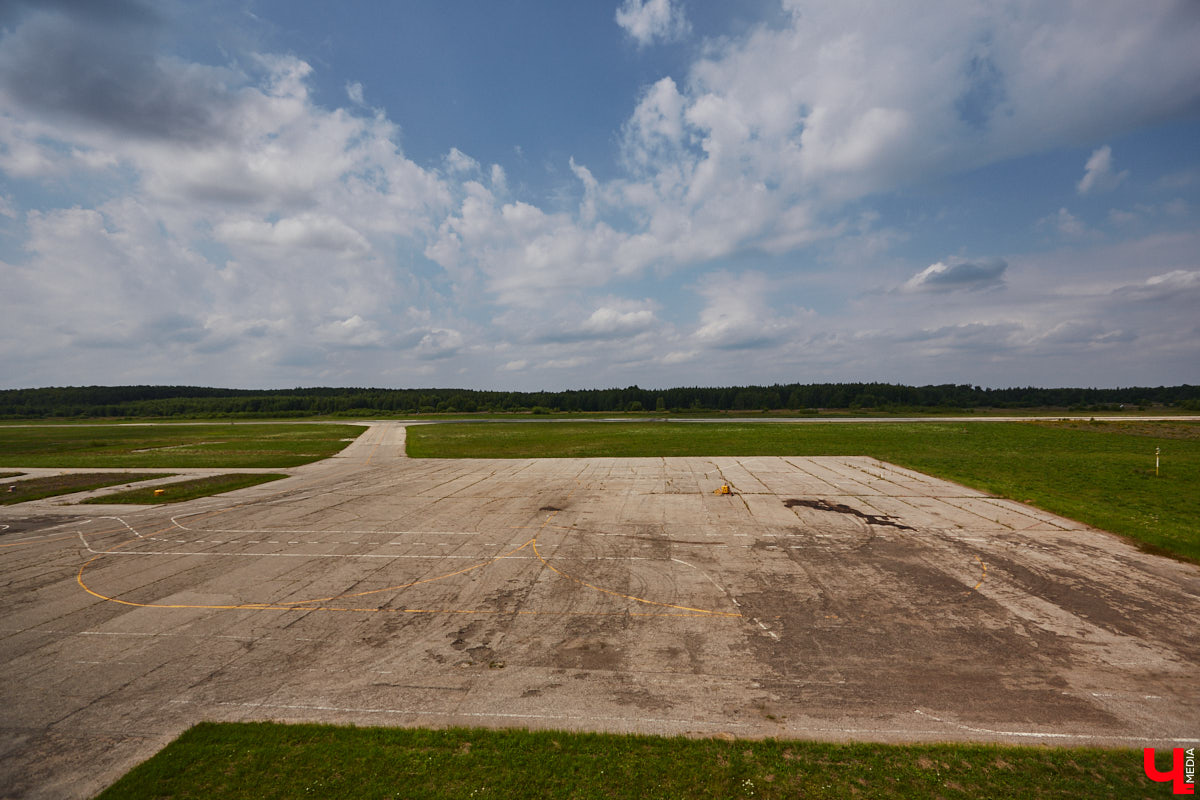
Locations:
154;488;165;496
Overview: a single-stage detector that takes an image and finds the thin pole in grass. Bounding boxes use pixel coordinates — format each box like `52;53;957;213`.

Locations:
1156;446;1160;477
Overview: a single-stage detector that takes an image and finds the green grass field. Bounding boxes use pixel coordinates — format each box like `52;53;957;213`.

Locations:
83;473;287;504
0;423;365;468
408;420;1200;563
95;723;1156;800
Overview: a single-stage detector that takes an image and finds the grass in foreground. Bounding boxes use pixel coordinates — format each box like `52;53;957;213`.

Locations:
95;722;1155;800
0;423;365;468
408;420;1200;563
83;473;287;504
0;473;168;505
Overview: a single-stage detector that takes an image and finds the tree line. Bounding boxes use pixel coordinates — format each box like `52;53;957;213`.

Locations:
0;383;1197;419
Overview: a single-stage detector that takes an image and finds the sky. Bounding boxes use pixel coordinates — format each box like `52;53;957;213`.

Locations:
1;0;1199;392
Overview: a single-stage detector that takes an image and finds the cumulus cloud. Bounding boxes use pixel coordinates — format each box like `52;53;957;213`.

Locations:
2;1;1199;389
1077;145;1128;195
902;258;1007;293
0;5;462;385
444;148;480;175
422;2;1200;314
692;271;807;350
579;305;657;337
615;0;689;47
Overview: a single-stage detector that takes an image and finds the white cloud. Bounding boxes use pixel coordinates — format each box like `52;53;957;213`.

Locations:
1106;200;1190;227
444;148;480;175
615;0;690;48
414;328;465;360
1077;145;1128;195
314;315;386;347
542;356;588;369
660;350;697;365
901;258;1007;293
215;214;371;257
2;1;1199;390
1114;269;1200;302
692;271;807;350
1032;320;1133;347
578;304;657;337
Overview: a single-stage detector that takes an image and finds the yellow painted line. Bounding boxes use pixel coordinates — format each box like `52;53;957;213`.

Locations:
364;424;387;465
74;478;741;619
1;533;77;549
973;554;987;590
74;559;731;618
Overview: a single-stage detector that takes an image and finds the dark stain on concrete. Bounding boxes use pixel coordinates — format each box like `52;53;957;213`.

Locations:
784;498;914;530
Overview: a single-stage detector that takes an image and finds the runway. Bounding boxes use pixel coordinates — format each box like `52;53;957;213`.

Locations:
1;422;1197;798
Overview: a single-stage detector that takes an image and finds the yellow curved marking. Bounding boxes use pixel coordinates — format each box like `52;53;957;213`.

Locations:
530;539;740;618
76;545;725;618
76;481;742;619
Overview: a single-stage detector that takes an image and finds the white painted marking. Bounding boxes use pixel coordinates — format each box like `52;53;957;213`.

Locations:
910;709;1190;743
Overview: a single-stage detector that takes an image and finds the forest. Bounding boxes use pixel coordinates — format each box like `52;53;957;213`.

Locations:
1;383;1197;419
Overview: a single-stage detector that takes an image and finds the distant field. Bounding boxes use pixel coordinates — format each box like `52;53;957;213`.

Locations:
85;473;287;504
409;420;1200;563
94;722;1152;800
0;424;365;468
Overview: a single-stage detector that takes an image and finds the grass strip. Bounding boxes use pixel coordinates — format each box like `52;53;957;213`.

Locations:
0;471;22;479
1;473;168;505
84;473;287;504
0;423;365;468
95;722;1154;800
408;420;1200;562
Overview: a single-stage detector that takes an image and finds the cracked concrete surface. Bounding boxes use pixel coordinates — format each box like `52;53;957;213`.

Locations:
1;421;1197;799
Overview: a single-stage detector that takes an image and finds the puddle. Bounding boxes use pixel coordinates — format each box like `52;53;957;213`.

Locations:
783;498;913;530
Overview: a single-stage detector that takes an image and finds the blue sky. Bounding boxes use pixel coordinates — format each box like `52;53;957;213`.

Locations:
2;0;1199;391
